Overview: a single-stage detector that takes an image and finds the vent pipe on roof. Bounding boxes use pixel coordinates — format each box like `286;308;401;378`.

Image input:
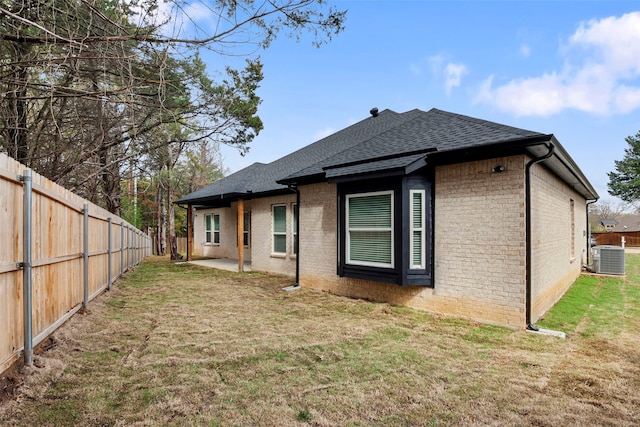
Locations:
370;107;379;117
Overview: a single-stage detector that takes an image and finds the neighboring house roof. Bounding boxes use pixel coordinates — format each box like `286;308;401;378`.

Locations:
614;215;640;231
176;108;599;206
597;215;640;232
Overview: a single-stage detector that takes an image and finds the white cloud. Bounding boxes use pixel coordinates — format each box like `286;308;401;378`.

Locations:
426;54;468;95
475;12;640;116
520;44;531;58
444;62;468;95
129;0;218;38
428;54;445;74
614;85;640;113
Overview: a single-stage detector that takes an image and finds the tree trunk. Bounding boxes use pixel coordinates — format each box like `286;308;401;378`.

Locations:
6;45;29;163
168;174;181;260
156;178;167;256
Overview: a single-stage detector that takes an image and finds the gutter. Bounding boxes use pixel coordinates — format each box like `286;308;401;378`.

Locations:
525;143;555;331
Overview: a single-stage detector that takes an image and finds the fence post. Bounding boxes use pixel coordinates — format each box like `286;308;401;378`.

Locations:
121;222;124;276
20;169;33;366
107;218;112;291
127;226;131;270
83;204;89;309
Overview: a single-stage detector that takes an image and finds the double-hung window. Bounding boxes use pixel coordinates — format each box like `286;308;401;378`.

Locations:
292;203;298;255
213;214;220;244
205;214;212;243
273;205;287;254
410;190;425;269
570;199;575;260
338;174;432;287
243;211;251;247
346;191;394;268
205;213;220;244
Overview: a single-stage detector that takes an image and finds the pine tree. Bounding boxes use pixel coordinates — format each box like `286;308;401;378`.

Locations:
608;132;640;202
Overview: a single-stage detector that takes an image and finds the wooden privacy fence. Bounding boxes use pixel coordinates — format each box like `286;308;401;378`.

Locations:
0;153;151;374
593;231;640;247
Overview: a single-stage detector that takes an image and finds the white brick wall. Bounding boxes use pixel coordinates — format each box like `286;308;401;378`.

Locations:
193;202;252;260
192;155;587;328
529;162;586;321
296;162;528;328
296;155;585;328
432;156;527;327
250;194;297;276
298;183;338;278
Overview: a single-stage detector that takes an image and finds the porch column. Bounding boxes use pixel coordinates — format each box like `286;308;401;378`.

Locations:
187;204;193;261
237;198;244;272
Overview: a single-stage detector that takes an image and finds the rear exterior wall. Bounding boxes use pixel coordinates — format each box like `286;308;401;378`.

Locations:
529;162;587;321
249;194;297;277
297;156;529;328
196;155;586;329
193;202;252;261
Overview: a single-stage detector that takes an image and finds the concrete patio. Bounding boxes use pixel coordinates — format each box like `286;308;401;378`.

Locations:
186;258;251;272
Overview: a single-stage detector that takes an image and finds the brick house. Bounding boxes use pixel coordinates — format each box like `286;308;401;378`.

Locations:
176;108;598;328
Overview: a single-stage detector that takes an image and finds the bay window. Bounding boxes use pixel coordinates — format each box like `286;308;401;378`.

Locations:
410;190;425;269
346;191;394;268
338;174;432;287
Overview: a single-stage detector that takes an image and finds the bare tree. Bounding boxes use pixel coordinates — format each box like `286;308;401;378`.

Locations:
0;0;346;212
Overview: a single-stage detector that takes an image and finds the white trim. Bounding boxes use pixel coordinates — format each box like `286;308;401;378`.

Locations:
213;213;220;245
409;189;426;269
243;210;251;248
346;190;394;268
292;202;298;256
272;204;287;255
204;213;212;244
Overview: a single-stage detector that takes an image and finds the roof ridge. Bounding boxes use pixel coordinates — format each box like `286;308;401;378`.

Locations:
306;109;423;169
428;108;544;136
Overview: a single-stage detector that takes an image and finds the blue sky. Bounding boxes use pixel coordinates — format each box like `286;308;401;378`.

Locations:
214;1;640;205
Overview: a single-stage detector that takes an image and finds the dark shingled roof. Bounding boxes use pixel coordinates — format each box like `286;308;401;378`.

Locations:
176;108;598;205
176;108;415;204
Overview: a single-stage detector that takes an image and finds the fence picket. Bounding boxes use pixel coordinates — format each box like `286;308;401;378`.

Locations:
0;153;151;374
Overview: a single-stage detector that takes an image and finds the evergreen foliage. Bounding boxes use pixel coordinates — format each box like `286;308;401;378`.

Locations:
608;131;640;202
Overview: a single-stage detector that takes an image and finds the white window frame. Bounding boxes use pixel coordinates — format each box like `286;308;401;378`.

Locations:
243;211;251;248
570;199;575;260
205;214;212;244
213;213;220;244
272;204;287;255
410;190;426;269
346;190;394;268
292;203;298;256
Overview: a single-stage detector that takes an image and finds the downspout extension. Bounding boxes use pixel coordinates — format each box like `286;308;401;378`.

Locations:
525;143;555;331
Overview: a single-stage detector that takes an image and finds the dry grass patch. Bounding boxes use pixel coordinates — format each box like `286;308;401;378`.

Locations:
1;255;639;426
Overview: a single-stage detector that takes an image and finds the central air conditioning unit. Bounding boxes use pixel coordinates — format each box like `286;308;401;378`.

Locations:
592;245;625;275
